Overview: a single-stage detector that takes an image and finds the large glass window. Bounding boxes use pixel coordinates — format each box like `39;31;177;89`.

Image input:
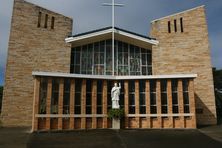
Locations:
117;41;129;75
130;45;141;75
39;78;47;114
70;39;152;76
70;47;80;73
107;80;113;110
129;80;135;114
139;80;146;114
51;78;59;114
106;40;112;75
150;80;157;114
172;79;179;113
74;79;82;114
82;45;93;74
183;79;190;113
97;80;103;114
86;80;92;114
119;80;124;109
94;42;105;75
141;48;152;75
161;80;168;114
63;79;70;114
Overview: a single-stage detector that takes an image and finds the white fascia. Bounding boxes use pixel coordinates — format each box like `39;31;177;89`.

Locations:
65;28;159;45
65;28;113;43
32;71;197;80
115;29;159;45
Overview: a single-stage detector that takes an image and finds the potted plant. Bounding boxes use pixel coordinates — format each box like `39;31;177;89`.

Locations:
108;108;124;129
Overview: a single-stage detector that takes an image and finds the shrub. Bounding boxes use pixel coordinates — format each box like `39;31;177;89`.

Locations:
108;108;125;119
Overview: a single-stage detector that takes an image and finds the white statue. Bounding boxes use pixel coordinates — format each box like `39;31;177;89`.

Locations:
111;83;121;109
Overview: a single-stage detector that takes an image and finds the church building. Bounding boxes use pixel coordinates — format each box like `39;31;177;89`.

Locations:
1;0;217;131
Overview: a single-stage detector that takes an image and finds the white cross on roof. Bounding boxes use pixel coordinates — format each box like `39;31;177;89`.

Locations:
102;0;124;75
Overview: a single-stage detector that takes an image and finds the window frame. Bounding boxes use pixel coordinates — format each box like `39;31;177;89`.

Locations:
74;79;82;114
63;79;70;114
161;80;168;114
172;79;179;113
183;79;190;113
150;80;157;114
129;80;135;114
139;80;146;114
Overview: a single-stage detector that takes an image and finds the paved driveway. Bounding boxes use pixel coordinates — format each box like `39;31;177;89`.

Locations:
1;127;222;148
0;127;30;148
27;129;222;148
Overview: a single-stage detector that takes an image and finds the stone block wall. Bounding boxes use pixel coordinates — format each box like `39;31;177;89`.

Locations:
150;6;217;125
1;0;73;126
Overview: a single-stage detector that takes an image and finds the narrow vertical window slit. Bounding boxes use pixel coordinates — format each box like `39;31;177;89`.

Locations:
180;17;184;33
168;21;171;33
37;12;42;28
44;14;48;28
51;16;55;29
174;19;177;32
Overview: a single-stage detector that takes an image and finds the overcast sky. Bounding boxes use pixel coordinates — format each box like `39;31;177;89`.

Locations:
0;0;221;85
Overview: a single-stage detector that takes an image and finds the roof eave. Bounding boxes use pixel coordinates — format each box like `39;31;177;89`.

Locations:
65;28;159;45
32;71;197;80
116;29;159;45
65;28;113;43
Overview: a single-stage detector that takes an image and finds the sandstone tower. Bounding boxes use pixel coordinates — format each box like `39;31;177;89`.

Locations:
1;0;73;126
150;6;217;125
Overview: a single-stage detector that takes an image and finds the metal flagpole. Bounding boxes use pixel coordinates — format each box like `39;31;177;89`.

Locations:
102;0;124;76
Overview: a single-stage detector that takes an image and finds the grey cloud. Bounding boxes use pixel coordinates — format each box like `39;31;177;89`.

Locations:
0;0;13;80
209;32;222;68
0;0;222;85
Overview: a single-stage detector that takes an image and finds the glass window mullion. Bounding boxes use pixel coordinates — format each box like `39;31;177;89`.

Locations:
116;40;118;75
92;43;94;75
139;47;142;75
86;46;88;74
128;44;130;75
98;42;100;71
104;40;106;75
80;46;82;74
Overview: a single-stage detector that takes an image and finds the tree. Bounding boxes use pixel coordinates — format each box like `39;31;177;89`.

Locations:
213;68;222;124
213;68;222;90
0;86;3;113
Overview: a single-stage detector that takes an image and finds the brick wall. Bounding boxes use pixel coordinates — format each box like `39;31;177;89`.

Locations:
1;0;73;126
150;6;217;125
32;77;196;131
